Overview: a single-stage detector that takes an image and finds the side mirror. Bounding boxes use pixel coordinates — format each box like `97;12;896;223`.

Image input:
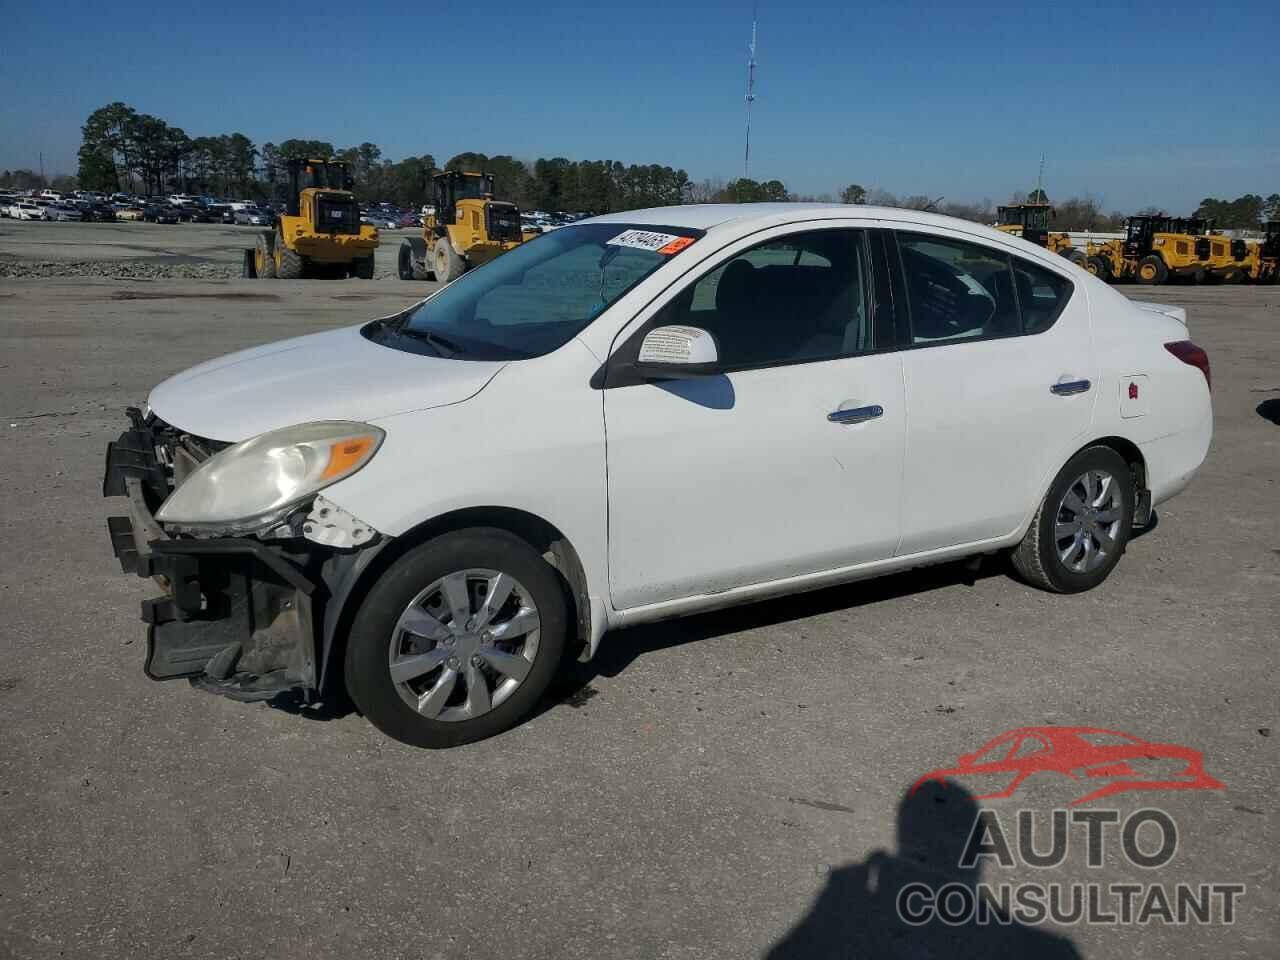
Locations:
633;325;720;379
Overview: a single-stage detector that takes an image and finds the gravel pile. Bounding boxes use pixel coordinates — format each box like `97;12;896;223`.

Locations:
0;260;240;280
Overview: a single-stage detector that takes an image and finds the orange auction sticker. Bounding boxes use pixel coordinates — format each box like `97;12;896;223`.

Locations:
657;236;695;255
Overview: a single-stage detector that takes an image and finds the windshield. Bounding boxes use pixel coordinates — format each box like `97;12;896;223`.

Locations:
373;223;703;360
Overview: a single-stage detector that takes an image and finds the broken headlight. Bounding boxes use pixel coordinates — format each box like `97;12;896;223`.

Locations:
155;421;384;534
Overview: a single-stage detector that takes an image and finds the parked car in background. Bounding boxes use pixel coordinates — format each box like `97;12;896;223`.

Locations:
13;201;44;220
102;204;1213;748
179;204;217;223
143;203;180;224
38;189;64;202
0;194;17;216
398;211;421;228
114;204;145;222
83;202;117;222
168;194;198;208
44;203;84;221
233;207;273;226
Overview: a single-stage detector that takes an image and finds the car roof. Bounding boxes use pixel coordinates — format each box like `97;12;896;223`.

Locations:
584;202;987;233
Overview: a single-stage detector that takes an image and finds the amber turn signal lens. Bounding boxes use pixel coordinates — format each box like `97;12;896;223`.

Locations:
321;435;377;479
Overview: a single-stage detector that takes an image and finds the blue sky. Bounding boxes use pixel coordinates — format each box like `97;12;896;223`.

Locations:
2;0;1276;212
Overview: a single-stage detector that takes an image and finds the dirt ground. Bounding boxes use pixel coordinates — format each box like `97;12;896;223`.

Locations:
0;218;418;278
0;265;1276;958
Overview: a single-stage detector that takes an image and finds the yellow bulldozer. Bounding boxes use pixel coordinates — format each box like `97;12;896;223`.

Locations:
994;203;1077;260
243;158;379;280
1084;215;1209;284
397;171;527;282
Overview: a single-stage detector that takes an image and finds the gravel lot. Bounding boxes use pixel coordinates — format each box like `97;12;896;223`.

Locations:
0;218;418;280
0;253;1276;958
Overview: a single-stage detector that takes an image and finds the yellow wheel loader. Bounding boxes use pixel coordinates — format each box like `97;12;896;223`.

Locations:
1187;219;1251;283
1085;216;1209;284
397;171;526;282
1242;221;1280;283
243;158;379;280
995;203;1078;261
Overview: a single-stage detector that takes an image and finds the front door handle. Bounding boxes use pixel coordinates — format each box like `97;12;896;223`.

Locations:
1050;379;1091;396
828;404;884;424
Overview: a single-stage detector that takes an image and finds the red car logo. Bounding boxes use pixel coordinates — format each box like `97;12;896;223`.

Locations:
911;726;1224;806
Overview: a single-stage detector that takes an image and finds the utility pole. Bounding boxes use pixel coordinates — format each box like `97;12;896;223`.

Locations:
39;151;45;183
744;3;758;180
1036;153;1046;201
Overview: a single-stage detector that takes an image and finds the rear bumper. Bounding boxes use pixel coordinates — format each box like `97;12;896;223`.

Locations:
103;411;383;703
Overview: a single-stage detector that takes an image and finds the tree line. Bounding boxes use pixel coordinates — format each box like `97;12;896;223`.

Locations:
30;100;1278;229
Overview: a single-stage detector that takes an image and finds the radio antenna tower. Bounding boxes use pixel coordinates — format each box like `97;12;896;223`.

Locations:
744;3;758;179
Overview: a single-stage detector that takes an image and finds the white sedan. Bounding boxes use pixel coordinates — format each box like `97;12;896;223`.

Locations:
103;204;1212;747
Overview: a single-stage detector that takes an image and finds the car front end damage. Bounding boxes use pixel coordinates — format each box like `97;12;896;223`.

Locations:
103;407;387;703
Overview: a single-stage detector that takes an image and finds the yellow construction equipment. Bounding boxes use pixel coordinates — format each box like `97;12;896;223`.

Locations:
243;158;379;279
1085;215;1209;284
397;171;527;282
1242;221;1280;283
994;203;1078;260
1194;221;1251;283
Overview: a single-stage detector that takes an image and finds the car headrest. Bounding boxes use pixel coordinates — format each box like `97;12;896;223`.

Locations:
715;259;756;313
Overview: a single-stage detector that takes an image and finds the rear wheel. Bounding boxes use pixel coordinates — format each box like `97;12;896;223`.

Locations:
1085;256;1109;280
254;233;276;279
275;232;304;279
434;237;466;283
1011;446;1134;593
397;241;414;280
344;529;570;748
1067;249;1087;267
1137;255;1167;285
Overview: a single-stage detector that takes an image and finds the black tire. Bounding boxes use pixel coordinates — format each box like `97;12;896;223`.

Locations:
1137;255;1167;285
434;236;466;283
397;240;414;280
344;528;570;748
353;255;375;280
254;232;276;279
1066;249;1087;267
1011;446;1135;594
276;233;304;279
1086;256;1109;281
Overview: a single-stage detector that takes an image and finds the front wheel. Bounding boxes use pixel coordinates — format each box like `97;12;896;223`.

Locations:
1011;446;1134;593
254;232;276;279
344;529;570;748
352;255;375;279
1086;256;1109;281
434;236;466;283
1137;255;1167;285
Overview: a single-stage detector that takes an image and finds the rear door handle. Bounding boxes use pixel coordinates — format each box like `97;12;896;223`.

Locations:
828;404;884;424
1050;379;1091;396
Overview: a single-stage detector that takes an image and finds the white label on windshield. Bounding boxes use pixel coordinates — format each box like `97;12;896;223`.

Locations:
606;229;690;254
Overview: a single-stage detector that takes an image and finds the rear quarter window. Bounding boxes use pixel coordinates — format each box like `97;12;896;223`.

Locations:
1011;256;1074;334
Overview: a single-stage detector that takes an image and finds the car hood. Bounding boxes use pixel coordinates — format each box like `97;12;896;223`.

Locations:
148;323;506;442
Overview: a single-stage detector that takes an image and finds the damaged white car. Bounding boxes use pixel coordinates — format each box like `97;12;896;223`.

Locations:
104;205;1212;747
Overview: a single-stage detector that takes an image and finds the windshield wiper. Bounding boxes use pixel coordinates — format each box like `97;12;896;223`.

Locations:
396;326;465;357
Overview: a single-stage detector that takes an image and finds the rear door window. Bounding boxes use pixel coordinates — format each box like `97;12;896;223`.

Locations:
896;234;1021;344
1010;256;1074;334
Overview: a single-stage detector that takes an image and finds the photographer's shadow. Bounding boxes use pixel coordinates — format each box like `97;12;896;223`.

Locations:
766;782;1081;959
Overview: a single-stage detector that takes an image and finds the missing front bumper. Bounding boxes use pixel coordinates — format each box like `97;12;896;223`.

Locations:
104;412;388;704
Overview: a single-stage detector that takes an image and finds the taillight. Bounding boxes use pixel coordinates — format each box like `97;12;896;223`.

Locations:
1165;340;1210;389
